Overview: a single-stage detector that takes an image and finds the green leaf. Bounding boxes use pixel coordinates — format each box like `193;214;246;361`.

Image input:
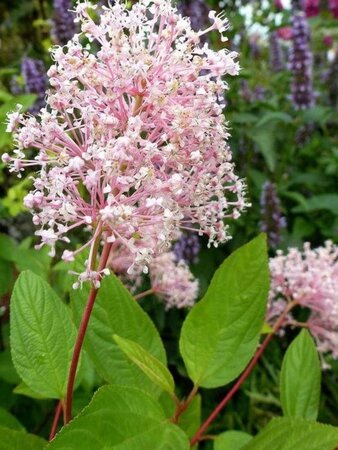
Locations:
0;258;12;296
14;247;52;280
214;431;252;450
292;194;338;215
261;322;274;334
0;94;37;118
71;274;167;397
13;383;47;400
48;385;189;450
0;351;20;384
0;426;46;450
250;126;276;171
0;408;25;431
242;417;338;450
10;271;78;399
0;234;16;262
113;334;175;396
280;330;321;420
255;112;292;127
179;235;269;388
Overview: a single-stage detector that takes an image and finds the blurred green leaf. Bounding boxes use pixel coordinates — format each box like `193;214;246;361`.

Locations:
0;426;46;450
242;417;338;450
214;430;252;449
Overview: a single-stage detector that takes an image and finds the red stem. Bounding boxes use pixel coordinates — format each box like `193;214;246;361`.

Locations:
190;301;297;447
63;242;113;424
49;400;63;441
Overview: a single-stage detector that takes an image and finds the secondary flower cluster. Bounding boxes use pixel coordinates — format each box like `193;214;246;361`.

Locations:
288;11;315;110
4;0;247;284
149;251;198;309
267;241;338;362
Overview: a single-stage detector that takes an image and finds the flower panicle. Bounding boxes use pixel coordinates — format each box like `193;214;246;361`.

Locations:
3;0;248;286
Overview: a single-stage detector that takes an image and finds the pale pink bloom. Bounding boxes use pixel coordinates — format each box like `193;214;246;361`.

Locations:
149;252;198;309
268;241;338;360
277;27;293;41
4;0;248;284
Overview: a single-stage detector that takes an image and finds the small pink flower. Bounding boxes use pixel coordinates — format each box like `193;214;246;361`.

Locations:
274;0;284;10
329;0;338;18
277;27;293;41
323;35;333;47
304;0;320;17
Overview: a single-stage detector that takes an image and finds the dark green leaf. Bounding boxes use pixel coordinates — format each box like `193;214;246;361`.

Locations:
10;271;78;399
0;408;24;431
243;417;338;450
0;426;46;450
48;385;189;450
71;274;167;397
214;430;252;450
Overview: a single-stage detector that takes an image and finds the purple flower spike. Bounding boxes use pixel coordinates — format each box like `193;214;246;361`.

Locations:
21;57;47;115
288;11;315;110
52;0;76;45
260;181;286;248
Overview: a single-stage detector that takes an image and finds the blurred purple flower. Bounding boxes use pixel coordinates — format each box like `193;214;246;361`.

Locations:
9;76;22;95
269;31;284;72
260;181;286;248
173;233;201;264
177;0;210;35
288;12;315;110
52;0;76;45
21;57;47;115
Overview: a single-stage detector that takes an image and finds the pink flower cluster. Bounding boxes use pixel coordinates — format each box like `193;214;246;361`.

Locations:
3;0;247;284
268;241;338;361
149;251;198;309
109;243;198;308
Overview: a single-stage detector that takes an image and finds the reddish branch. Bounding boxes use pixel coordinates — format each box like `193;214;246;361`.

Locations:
63;242;113;425
49;400;63;441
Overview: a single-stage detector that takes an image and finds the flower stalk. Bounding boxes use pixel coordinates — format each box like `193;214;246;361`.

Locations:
63;241;113;424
